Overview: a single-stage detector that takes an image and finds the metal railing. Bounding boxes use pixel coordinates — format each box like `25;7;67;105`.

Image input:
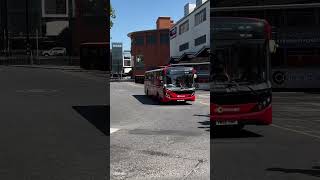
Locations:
0;55;80;66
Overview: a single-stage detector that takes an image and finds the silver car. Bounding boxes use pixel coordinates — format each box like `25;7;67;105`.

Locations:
42;47;66;56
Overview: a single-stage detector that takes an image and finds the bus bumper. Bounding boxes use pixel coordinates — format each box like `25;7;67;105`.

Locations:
210;105;272;125
162;95;196;102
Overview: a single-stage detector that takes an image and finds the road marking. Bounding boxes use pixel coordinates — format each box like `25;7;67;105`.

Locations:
199;101;209;106
126;82;143;88
271;124;320;140
110;128;120;134
198;94;210;98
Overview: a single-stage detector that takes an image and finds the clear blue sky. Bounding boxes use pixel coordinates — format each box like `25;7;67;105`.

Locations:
110;0;196;50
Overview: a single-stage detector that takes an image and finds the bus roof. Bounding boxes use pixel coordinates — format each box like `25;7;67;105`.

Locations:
145;66;194;74
170;62;210;66
210;3;320;12
81;42;109;47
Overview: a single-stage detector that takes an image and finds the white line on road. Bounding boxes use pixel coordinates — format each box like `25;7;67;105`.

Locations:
198;94;210;98
126;82;143;88
198;101;209;106
271;124;320;141
110;128;120;134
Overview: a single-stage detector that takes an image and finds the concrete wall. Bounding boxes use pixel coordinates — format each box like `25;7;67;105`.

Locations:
170;0;210;58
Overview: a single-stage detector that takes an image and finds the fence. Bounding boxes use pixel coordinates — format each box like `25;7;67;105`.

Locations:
0;56;80;66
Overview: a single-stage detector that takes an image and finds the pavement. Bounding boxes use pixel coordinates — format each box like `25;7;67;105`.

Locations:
212;92;320;180
0;66;109;180
9;65;82;70
110;82;210;180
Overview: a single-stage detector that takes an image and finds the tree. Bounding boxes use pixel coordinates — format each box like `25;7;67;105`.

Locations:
110;4;116;29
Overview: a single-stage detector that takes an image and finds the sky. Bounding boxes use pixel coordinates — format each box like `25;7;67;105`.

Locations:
110;0;196;50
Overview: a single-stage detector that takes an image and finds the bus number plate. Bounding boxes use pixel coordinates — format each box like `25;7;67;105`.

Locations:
177;95;185;97
216;121;238;126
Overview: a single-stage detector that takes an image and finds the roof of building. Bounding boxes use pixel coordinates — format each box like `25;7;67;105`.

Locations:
127;28;170;38
172;0;209;28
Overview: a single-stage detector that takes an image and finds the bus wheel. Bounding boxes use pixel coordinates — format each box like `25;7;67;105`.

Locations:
232;124;244;131
157;94;162;104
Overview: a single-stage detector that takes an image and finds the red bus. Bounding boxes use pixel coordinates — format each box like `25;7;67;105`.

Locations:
210;17;277;130
144;66;197;103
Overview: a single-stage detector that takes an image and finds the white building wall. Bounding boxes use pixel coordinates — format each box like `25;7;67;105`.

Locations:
170;0;210;58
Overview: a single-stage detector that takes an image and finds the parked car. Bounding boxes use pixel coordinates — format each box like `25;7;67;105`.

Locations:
42;47;66;56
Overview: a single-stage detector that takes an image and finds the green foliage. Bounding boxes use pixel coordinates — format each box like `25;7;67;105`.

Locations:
110;4;116;29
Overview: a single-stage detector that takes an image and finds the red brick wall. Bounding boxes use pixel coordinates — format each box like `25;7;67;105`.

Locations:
72;0;108;55
156;17;174;29
130;29;170;77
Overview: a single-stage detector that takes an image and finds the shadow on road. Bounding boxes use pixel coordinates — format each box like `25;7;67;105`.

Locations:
194;114;210;132
132;95;192;106
266;166;320;178
211;128;263;139
73;105;109;136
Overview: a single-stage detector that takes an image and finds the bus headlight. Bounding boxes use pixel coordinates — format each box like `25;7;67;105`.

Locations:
165;90;171;98
253;96;271;112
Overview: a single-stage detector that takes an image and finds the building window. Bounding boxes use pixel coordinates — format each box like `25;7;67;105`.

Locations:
179;20;189;35
195;8;206;26
135;55;144;67
134;36;144;45
179;42;189;51
160;33;169;44
147;34;157;45
195;35;206;46
124;60;131;67
286;9;315;27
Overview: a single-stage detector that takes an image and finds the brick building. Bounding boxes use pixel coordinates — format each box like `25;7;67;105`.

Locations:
128;17;173;82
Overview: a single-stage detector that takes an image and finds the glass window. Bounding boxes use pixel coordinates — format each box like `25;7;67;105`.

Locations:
124;60;131;66
195;35;206;46
179;20;189;35
195;8;206;26
134;36;144;45
179;42;189;51
160;33;169;44
287;9;315;27
147;34;157;45
135;55;144;67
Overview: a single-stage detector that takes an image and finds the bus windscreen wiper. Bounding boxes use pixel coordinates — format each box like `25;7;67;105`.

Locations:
228;80;259;97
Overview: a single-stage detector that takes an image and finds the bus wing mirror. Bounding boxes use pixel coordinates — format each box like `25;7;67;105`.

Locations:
269;40;278;54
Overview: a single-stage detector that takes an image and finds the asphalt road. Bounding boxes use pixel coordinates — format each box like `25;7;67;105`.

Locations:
212;92;320;180
0;66;109;180
110;82;210;180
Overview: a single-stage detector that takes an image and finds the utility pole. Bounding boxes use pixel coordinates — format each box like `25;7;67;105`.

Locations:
2;0;9;58
68;0;73;65
25;0;32;64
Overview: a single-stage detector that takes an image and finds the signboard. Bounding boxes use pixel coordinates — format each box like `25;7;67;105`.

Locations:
170;27;177;39
42;0;68;18
272;68;320;89
274;27;320;48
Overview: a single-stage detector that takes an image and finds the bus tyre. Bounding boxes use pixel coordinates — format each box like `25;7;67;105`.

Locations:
157;93;163;104
233;124;244;131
